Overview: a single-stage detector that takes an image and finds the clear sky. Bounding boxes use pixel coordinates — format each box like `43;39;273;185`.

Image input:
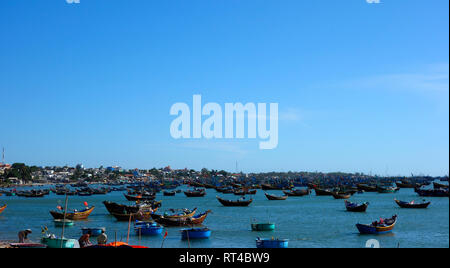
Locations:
0;0;448;176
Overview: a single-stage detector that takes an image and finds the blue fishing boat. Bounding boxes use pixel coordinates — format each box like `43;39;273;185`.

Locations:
81;227;105;236
134;221;163;235
256;237;289;248
181;227;211;240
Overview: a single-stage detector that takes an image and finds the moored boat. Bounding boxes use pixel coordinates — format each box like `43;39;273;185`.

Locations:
41;236;77;248
264;192;288;200
134;221;163;236
251;223;275;231
54;219;75;227
377;186;400;193
415;188;449;197
81;227;105;236
433;182;449;189
184;189;206;197
394;199;430;209
345;200;369;212
163;190;176;196
181;227;211;240
155;210;211;226
217;196;253;207
314;188;333;196
151;208;197;220
332;192;352;199
356;184;378;192
50;206;95;220
124;193;155;201
282;189;310;196
0;204;6;214
256;237;288;248
356;215;397;234
110;206;157;221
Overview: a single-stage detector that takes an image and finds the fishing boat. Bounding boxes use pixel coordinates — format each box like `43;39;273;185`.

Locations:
260;184;278;190
111;211;152;221
234;189;257;196
395;181;418;188
21;190;46;198
217;196;253;207
256;238;288;248
251;223;275;231
103;200;161;215
394;199;431;209
264;192;288;200
81;227;105;236
415;188;449;197
181;228;211;240
9;243;47;248
314;188;333;196
377;186;400;193
282;189;310;196
50;206;95;220
332;192;352;199
41;236;77;248
155;210;211;226
163;190;176;196
134;221;163;235
433;182;449;189
54;219;75;227
184;189;206;197
151;208;197;220
356;184;378;192
345;200;369;212
124;193;155;201
0;204;6;215
356;215;398;234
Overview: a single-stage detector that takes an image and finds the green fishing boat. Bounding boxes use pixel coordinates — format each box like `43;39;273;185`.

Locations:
41;236;77;248
251;223;275;231
54;219;75;227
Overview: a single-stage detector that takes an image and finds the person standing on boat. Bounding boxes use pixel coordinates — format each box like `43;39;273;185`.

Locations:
97;230;107;245
18;229;32;243
78;230;92;248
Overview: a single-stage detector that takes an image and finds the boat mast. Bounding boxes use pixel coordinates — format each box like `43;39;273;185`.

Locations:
60;194;69;248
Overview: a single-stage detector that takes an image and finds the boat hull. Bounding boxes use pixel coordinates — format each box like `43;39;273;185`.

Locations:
251;223;275;231
82;227;105;236
181;228;211;239
54;219;75;227
0;204;6;214
41;237;77;248
50;206;95;220
256;238;288;248
395;200;430;209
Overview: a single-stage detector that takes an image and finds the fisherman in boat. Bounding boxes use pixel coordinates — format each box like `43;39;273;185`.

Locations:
18;229;32;243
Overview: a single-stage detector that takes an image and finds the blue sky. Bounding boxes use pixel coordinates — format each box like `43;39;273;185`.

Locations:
0;0;448;176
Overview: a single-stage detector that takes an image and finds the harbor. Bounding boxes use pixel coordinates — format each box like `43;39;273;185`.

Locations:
0;177;448;248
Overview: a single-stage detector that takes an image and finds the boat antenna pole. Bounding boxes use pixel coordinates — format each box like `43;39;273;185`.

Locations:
60;194;68;248
126;213;132;244
187;230;190;249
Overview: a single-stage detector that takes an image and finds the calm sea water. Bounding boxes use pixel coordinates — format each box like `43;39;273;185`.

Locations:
0;183;448;248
